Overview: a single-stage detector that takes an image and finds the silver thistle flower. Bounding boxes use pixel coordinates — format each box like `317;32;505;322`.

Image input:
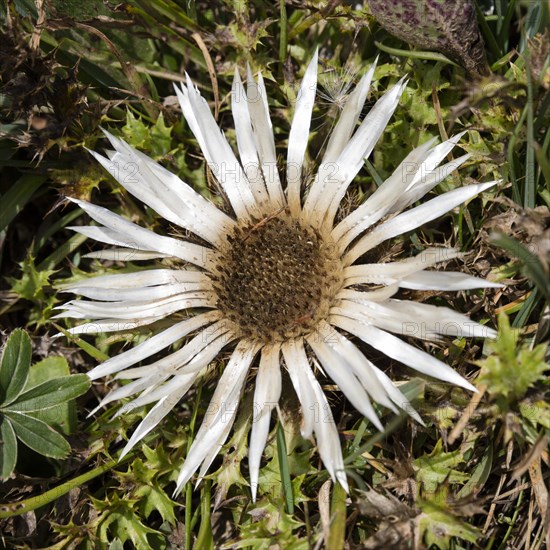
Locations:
58;51;500;498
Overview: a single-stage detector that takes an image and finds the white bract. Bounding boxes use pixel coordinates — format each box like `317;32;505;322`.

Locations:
58;52;500;499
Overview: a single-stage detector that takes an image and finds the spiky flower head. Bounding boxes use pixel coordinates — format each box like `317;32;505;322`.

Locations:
58;51;500;498
367;0;490;75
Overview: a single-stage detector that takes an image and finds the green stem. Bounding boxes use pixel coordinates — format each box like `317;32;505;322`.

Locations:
497;488;524;550
279;0;288;64
344;413;406;465
0;454;133;519
327;482;347;549
276;420;294;514
194;479;213;550
185;386;202;549
524;50;535;209
374;41;460;68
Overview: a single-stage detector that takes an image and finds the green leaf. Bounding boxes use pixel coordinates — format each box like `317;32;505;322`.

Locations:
277;419;294;514
5;412;70;459
491;232;550;303
7;374;90;414
8;255;56;303
23;356;85;433
478;313;548;401
195;480;214;550
419;499;479;548
520;400;550;429
0;329;32;406
327;482;347;550
52;325;109;363
0;174;47;233
121;112;173;159
0;416;17;480
134;481;177;525
95;495;161;548
26;356;70;387
374;40;460;67
414;440;469;493
119;456;177;525
457;444;493;498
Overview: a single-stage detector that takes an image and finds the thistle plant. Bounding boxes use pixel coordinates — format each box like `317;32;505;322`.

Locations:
57;53;500;497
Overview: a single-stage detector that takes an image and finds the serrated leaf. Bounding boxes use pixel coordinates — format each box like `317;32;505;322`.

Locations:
520;400;550;429
7;374;90;413
6;412;70;458
8;255;56;302
108;540;124;550
414;440;469;492
478;313;548;401
121;112;173;159
419;499;479;548
96;495;161;548
0;329;32;405
134;482;177;525
0;416;17;480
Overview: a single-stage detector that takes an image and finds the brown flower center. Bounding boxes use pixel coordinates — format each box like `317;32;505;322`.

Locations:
211;209;343;343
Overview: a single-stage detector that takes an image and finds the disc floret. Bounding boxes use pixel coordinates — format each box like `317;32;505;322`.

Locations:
211;209;344;342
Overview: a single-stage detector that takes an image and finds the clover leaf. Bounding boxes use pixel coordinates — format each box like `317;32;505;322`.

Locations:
0;329;90;479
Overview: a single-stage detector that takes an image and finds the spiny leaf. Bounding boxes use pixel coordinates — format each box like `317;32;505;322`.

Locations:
134;481;177;525
414;440;469;493
419;499;479;548
95;495;162;548
8;255;57;303
478;313;548;401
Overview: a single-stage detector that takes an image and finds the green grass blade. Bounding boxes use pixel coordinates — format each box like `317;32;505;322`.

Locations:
491;233;550;303
194;480;213;550
473;0;502;58
0;329;32;406
374;41;460;67
277;420;294;514
327;482;347;549
0;417;17;480
0;175;47;233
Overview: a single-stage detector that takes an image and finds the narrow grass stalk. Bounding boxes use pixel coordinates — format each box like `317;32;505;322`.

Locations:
279;0;288;63
277;420;294;514
327;482;346;549
524;51;536;209
195;480;213;549
185;386;202;550
0;455;133;519
374;41;460;67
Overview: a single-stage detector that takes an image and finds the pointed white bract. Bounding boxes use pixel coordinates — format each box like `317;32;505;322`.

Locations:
175;341;260;493
60;52;499;499
287;49;318;215
249;345;282;501
245;66;285;207
322;59;377;165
